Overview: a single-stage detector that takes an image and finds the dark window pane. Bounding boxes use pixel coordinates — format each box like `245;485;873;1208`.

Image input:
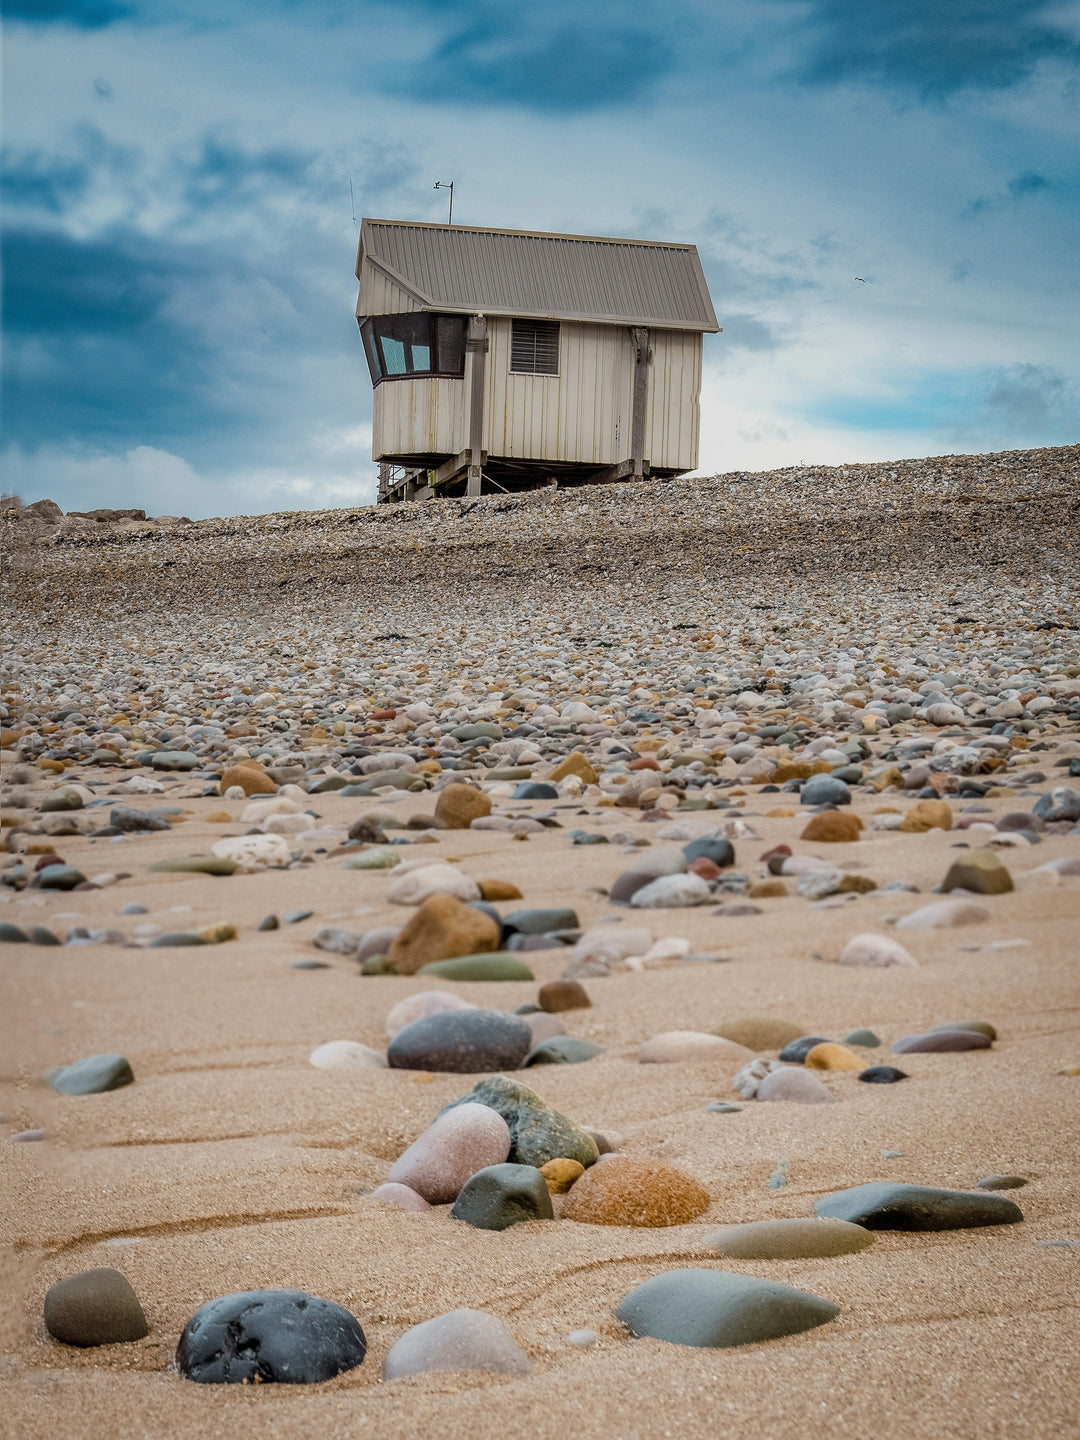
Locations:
435;314;466;375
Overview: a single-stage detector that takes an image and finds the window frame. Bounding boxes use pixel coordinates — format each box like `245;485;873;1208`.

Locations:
510;318;560;376
359;312;467;386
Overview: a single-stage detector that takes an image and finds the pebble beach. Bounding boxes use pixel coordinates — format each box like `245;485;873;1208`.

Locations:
3;443;1079;1440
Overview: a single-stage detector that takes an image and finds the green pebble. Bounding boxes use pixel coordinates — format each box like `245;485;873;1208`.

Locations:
418;953;535;981
148;856;238;876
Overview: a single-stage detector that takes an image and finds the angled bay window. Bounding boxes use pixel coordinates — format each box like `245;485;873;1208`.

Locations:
359;313;467;385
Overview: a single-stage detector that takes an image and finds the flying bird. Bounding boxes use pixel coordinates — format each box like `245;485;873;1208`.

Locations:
854;276;866;282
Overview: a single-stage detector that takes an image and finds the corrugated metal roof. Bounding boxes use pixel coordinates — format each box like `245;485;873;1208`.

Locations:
358;219;719;332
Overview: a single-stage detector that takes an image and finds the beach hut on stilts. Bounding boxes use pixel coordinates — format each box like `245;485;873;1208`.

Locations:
355;219;719;503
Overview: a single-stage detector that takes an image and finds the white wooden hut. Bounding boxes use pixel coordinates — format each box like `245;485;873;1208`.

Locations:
355;218;719;502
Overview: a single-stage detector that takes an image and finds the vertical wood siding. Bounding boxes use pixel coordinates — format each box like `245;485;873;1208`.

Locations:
644;328;701;471
372;377;466;458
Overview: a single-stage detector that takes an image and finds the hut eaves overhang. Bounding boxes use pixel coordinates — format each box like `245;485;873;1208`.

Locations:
357;218;720;333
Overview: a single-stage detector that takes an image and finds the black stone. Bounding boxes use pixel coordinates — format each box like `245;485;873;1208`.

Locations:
858;1065;908;1084
0;921;29;943
814;1182;1023;1230
387;1009;532;1073
257;914;280;931
450;1163;554;1231
176;1289;366;1384
778;1035;830;1064
682;837;735;868
33;865;86;891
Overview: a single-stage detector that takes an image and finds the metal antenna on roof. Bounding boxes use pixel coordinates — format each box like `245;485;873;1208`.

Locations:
349;178;359;228
433;180;454;224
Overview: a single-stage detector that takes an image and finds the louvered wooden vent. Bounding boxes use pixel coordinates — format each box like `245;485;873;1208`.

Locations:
510;319;560;375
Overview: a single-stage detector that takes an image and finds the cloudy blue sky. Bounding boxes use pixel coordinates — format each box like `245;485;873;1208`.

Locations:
3;0;1079;517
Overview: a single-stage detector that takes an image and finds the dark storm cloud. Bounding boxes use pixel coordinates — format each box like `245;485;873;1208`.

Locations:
984;364;1078;432
793;0;1080;95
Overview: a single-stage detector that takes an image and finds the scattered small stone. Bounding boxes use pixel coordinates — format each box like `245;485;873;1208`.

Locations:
895;899;991;929
779;1035;830;1064
941;850;1014;895
385;990;477;1037
705;1101;742;1113
892;1029;992;1053
978;1175;1028;1190
388;1009;533;1074
388;1102;512;1203
844;1029;881;1047
441;1075;599;1168
419;953;535;981
538;979;591;1012
257;914;279;931
757;1067;837;1104
859;1065;908;1083
805;1042;865;1071
540;1157;585;1192
839;933;918;968
309;1040;386;1071
638;1032;754;1066
716;1017;807;1051
368;1182;431;1211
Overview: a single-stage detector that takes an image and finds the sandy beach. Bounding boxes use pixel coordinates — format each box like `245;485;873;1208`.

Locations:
3;448;1079;1440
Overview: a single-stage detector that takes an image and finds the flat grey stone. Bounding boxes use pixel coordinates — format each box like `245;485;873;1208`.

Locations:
383;1309;532;1379
616;1268;839;1347
814;1182;1023;1229
51;1054;134;1095
709;1218;874;1259
450;1163;554;1230
176;1288;366;1383
525;1036;606;1066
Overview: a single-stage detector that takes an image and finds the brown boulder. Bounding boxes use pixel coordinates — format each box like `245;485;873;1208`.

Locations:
548;752;598;785
715;1017;807;1051
941;850;1014;895
540;1158;584;1194
478;879;523;901
388;894;500;975
538;979;591;1013
748;879;787;898
900;799;953;833
220;762;277;796
561;1156;709;1227
434;783;492;829
800;811;863;842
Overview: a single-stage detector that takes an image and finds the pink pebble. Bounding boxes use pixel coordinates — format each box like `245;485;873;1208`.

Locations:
388;1101;511;1203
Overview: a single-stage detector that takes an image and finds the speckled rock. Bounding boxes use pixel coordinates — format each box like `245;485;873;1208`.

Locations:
176;1289;366;1383
538;979;591;1013
434;784;492;830
561;1156;709;1226
388;894;501;974
800;811;863;842
387;864;481;906
540;1158;584;1193
899;799;953;833
220;762;277;797
441;1075;599;1168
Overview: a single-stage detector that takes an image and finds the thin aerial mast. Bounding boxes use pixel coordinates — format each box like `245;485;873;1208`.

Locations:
433;179;454;223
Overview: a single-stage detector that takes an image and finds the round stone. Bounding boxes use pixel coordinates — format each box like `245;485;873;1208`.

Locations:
368;1182;431;1211
561;1156;709;1227
858;1065;908;1083
638;1032;754;1067
540;1158;584;1193
839;933;918;968
44;1268;149;1347
843;1029;881;1047
800;775;851;807
815;1182;1023;1230
176;1289;366;1384
308;1040;386;1071
538;979;591;1012
804;1042;865;1071
50;1053;134;1095
382;1308;532;1379
715;1017;807;1051
387;1009;532;1073
385;991;477;1037
778;1035;830;1064
387;1102;512;1203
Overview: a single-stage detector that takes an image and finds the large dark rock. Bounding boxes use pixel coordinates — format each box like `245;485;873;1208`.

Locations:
616;1268;838;1347
1032;786;1080;823
450;1163;554;1230
441;1074;599;1167
387;1009;532;1073
44;1268;149;1347
510;782;558;800
50;1054;134;1095
176;1289;366;1384
814;1182;1023;1230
